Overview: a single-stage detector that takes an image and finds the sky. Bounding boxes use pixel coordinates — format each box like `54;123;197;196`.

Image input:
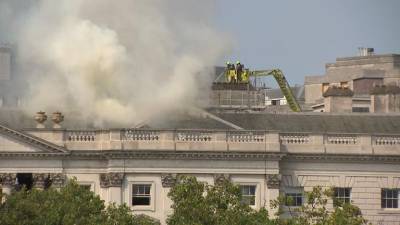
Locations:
214;0;400;85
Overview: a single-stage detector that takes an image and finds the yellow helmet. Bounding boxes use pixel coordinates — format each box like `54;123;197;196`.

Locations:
226;61;230;65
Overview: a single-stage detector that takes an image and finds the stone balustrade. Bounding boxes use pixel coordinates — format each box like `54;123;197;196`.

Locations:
374;135;400;145
326;134;358;145
25;129;400;154
280;133;310;144
66;131;96;142
228;131;265;142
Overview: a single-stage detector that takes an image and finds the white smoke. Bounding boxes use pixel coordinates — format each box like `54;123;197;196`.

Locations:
1;0;231;127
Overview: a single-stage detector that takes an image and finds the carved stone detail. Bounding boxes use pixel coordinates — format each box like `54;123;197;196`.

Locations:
100;173;124;188
33;173;48;189
0;173;17;186
49;173;66;187
214;173;230;185
161;174;177;188
266;174;281;189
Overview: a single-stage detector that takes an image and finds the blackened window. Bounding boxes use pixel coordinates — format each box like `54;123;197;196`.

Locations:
382;189;398;209
132;184;151;206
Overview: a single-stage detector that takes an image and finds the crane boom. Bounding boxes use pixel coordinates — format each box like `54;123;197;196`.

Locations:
250;69;302;112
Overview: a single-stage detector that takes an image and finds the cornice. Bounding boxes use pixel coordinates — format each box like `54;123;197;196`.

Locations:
285;153;400;162
101;150;285;161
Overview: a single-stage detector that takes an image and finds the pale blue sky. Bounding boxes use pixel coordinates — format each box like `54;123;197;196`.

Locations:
215;0;400;85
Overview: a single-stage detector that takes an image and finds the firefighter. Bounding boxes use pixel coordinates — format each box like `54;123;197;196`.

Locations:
236;61;243;82
226;61;236;83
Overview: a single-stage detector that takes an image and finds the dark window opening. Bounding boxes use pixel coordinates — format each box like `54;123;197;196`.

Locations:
132;184;151;206
382;189;399;209
16;173;33;190
334;187;351;206
352;107;369;113
285;193;303;206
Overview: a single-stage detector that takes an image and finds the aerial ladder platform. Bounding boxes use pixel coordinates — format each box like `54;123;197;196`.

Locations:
214;65;302;112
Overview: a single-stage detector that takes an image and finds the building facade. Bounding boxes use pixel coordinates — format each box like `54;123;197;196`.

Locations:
0;112;400;225
305;49;400;113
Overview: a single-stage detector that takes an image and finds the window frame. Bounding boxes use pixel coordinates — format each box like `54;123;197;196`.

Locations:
381;188;399;209
77;181;95;192
285;192;303;207
333;187;351;206
129;181;155;211
239;184;257;207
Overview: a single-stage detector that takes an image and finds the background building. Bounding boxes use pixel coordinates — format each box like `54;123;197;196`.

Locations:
305;48;400;113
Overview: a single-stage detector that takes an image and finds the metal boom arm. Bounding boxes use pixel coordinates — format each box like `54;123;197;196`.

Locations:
250;69;302;112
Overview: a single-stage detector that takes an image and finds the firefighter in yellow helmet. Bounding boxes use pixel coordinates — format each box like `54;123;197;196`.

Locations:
236;61;243;82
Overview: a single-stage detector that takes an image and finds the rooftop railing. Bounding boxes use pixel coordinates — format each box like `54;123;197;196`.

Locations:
26;129;400;154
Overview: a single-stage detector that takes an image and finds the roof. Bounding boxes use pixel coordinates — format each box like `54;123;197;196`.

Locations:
323;86;354;97
265;86;305;100
370;85;400;95
2;109;400;134
215;112;400;133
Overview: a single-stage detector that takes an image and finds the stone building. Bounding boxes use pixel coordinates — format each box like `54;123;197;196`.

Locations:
305;48;400;113
0;111;400;225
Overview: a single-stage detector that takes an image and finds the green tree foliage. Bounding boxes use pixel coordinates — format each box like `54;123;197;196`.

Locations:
167;176;370;225
0;179;159;225
167;176;274;225
271;186;369;225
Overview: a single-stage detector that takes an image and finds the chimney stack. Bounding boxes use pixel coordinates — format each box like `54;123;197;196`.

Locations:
358;47;374;56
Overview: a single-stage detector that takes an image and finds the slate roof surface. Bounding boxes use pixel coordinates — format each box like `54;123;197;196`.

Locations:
216;112;400;133
1;109;400;133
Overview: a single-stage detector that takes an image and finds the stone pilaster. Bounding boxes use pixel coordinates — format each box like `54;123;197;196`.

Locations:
100;173;124;205
266;174;281;218
161;173;177;188
33;173;48;189
0;173;17;195
213;173;230;185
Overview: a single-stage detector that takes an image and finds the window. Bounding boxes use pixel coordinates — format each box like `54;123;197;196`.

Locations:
79;184;91;191
352;107;369;113
132;184;151;206
285;193;303;207
382;189;399;209
334;188;351;206
240;185;256;206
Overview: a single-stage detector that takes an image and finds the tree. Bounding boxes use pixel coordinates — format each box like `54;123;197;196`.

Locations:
167;176;370;225
271;186;370;225
167;176;274;225
0;179;159;225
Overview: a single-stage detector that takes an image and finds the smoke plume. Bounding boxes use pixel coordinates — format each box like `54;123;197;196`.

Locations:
0;0;230;127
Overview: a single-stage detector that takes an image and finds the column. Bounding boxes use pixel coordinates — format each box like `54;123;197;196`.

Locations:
0;173;17;196
266;174;281;218
100;173;124;205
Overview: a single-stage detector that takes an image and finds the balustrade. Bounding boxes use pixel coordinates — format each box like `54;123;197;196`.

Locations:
67;131;96;142
374;135;400;145
176;131;212;142
280;133;310;144
326;134;357;145
228;131;265;142
123;129;160;141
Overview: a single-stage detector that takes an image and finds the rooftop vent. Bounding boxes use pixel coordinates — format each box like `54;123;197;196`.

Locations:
358;47;374;56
